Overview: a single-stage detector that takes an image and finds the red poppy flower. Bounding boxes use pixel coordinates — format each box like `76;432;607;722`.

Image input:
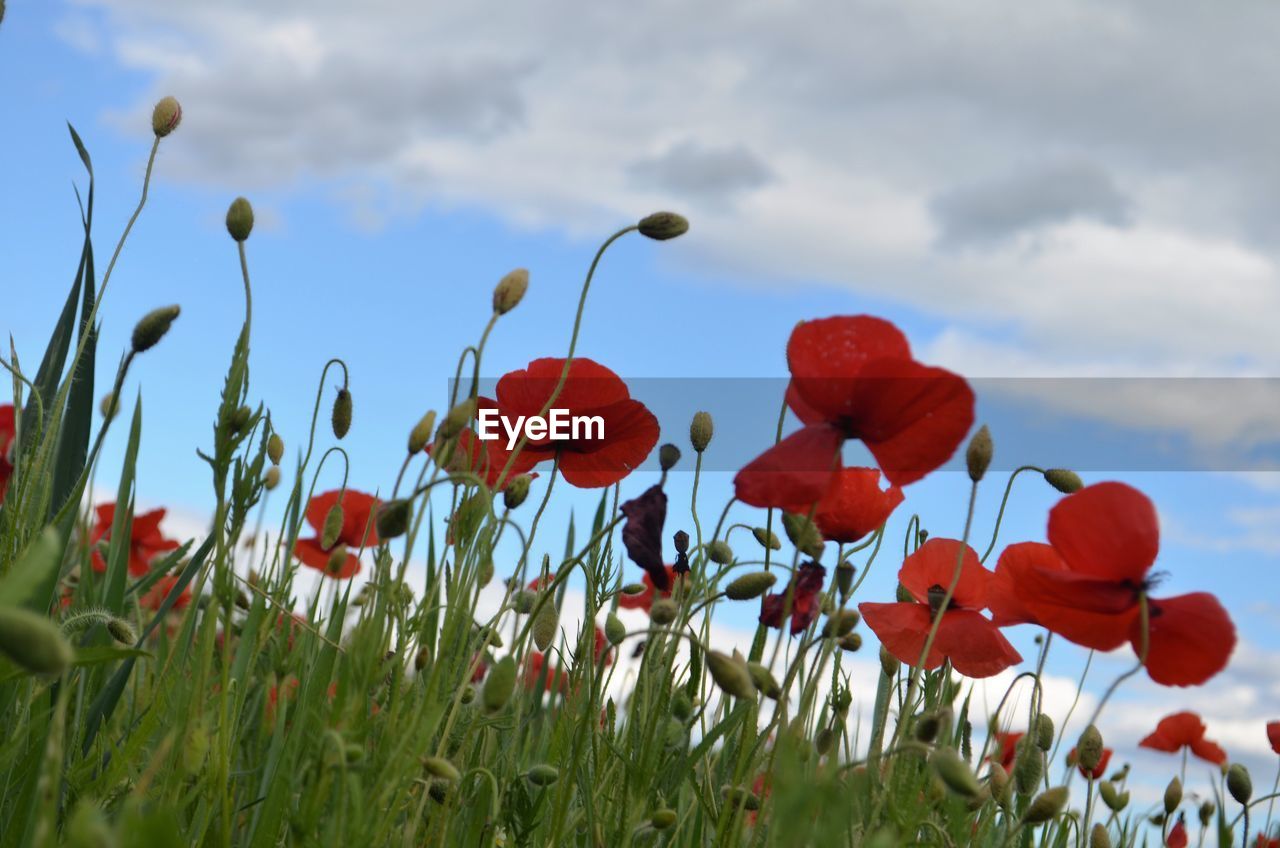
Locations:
1257;835;1280;848
760;560;827;635
490;358;659;488
266;676;300;723
996;483;1236;687
140;574;192;612
0;404;15;505
1138;712;1227;764
1067;746;1113;780
781;467;903;544
1167;817;1187;848
1267;720;1280;756
734;316;974;507
89;503;180;576
990;731;1024;772
470;653;488;683
523;651;569;694
618;566;676;612
293;489;380;579
860;539;1021;678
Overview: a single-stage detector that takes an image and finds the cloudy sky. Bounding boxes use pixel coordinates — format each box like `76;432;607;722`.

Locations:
3;0;1280;813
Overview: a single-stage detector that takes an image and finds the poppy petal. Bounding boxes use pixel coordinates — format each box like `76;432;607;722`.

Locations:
858;601;943;670
933;608;1023;678
557;398;659;488
1137;592;1235;687
989;542;1067;627
294;537;361;579
786;316;912;422
784;467;903;545
620;485;671;592
1047;482;1158;582
1188;738;1228;765
1268;721;1280;756
734;424;843;508
1007;565;1138;651
898;538;990;611
1138;712;1207;752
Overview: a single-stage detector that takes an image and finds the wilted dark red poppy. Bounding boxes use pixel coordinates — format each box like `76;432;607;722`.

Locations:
782;467;903;544
293;489;381;579
860;539;1021;678
995;482;1235;687
1268;720;1280;756
760;560;827;635
1067;746;1113;780
89;503;180;576
140;574;192;612
620;484;674;593
0;404;14;505
734;316;974;508
618;566;676;612
490;358;658;488
1138;712;1227;764
990;731;1024;772
1167;816;1187;848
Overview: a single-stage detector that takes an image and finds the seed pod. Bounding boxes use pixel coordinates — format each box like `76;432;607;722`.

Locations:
1089;823;1112;848
1013;738;1044;796
932;747;982;798
1164;776;1182;814
492;268;529;315
503;474;532;509
131;305;181;353
650;809;677;830
658;443;681;471
752;527;782;551
746;661;781;699
1034;714;1055;751
822;609;860;638
1022;786;1069;824
0;607;74;675
527;764;559;786
706;540;733;565
638;211;689;241
264;466;281;490
838;632;863;652
482;656;516;712
1076;724;1103;769
966;425;993;482
325;545;349;576
1227;763;1252;804
225;196;254;242
720;785;760;811
331;388;353;439
689;411;714;453
649;599;678;626
376;499;412;539
1043;468;1084;493
533;598;558;651
266;432;284;465
706;650;755;700
422;756;461;781
879;646;901;678
152;95;182;137
724;571;777;601
106;617;136;645
780;512;824;558
321;504;345;549
408;411;436;454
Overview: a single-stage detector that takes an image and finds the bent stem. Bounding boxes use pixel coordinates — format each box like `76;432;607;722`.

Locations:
1084;594;1149;729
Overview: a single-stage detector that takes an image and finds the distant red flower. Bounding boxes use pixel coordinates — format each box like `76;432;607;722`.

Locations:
760;561;827;635
1167;816;1187;848
782;467;903;544
592;625;613;667
618;566;676;612
1138;712;1227;764
293;489;380;579
0;404;15;504
990;731;1024;772
860;539;1021;678
140;575;192;612
429;415;535;491
266;676;300;723
1257;834;1280;848
995;483;1235;687
523;651;569;694
1067;746;1113;780
620;484;675;593
470;653;488;683
734;316;974;508
1267;720;1280;755
489;358;659;488
89;503;180;576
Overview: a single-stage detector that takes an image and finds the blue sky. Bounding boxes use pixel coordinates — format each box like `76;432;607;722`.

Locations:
4;0;1280;802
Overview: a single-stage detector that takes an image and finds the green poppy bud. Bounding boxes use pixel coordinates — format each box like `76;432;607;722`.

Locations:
604;612;626;647
915;712;942;744
503;474;532;509
649;599;678;626
670;690;693;722
659;443;681;471
482;656;516;712
1034;714;1055;752
836;561;855;597
321;503;344;549
1198;800;1215;827
724;571;777;601
1164;776;1182;814
492;268;529;315
989;764;1012;809
638;211;689;241
822;609;860;638
932;747;982;798
0;607;74;675
1089;823;1111;848
966;425;993;482
152;95;182;137
621;582;646;597
752;527;781;551
437;398;475;441
414;647;431;672
746;661;781;699
706;540;733;564
720;785;760;811
1227;763;1252;804
1076;724;1103;770
1022;786;1069;824
532;598;558;651
690;411;713;453
408;411;436;454
376;499;412;540
1043;468;1084;493
264;466;281;490
1099;780;1128;812
331;388;352;439
267;432;284;465
781;512;825;559
325;545;349;577
838;632;863;652
650;809;677;830
1013;738;1044;796
131;304;181;353
225;196;254;242
422;756;461;781
706;650;755;700
106;617;136;645
527;764;559;786
879;646;901;678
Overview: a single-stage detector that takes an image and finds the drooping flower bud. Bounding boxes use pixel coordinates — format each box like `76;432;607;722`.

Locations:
376;499;412;539
1076;724;1103;770
1197;800;1214;827
532;597;558;651
1022;786;1068;824
1164;776;1182;814
879;646;900;678
746;661;781;699
752;526;781;551
331;388;353;439
989;764;1012;809
1034;714;1055;752
325;545;349;576
321;503;345;550
503;474;532;509
526;764;559;786
1226;763;1252;804
267;432;284;465
658;443;681;471
822;609;860;639
422;756;461;781
724;571;777;601
437;398;475;441
838;632;863;652
604;612;626;647
966;425;993;482
649;599;678;626
638;211;689;241
492;268;529;315
264;466;281;490
1013;738;1044;796
689;411;713;453
706;540;733;565
1099;780;1127;812
131;305;181;353
0;607;74;675
706;650;755;700
932;747;982;798
482;656;516;712
151;96;182;137
836;561;855;597
781;512;825;558
1043;468;1084;493
106;617;136;645
650;809;677;831
620;582;646;597
408;411;436;454
225;196;254;242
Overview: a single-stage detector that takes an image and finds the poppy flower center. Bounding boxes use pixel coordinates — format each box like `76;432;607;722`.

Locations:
927;584;950;615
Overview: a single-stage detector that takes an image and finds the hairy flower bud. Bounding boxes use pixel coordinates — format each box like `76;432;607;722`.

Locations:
720;785;761;811
325;545;349;576
1013;738;1044;796
151;96;182;137
526;764;559;786
638;211;689;241
331;388;353;439
408;411;436;454
746;661;781;699
321;503;345;550
422;756;461;781
879;646;901;678
966;425;993;482
706;650;755;700
267;432;284;465
649;599;678;626
1043;468;1084;493
724;571;777;601
836;561;855;597
604;612;626;647
1034;714;1055;752
106;617;136;645
492;268;529;315
1227;763;1252;804
532;598;558;651
437;399;475;441
690;411;713;453
1022;786;1069;824
822;609;861;639
706;540;733;565
1197;800;1215;827
264;466;281;490
483;656;516;712
650;809;677;831
1099;781;1128;812
376;499;412;539
225;196;254;242
658;443;681;471
503;474;532;509
1164;776;1182;814
752;527;782;551
131;305;181;353
1077;724;1103;770
932;747;982;798
1089;823;1112;848
0;607;74;675
781;512;825;559
838;632;863;652
989;764;1012;809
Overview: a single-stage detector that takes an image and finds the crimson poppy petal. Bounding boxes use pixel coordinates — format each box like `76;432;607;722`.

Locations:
337;490;382;548
304;490;341;534
496;357;631;418
734;424;843;508
1137;592;1235;687
1268;721;1280;756
557;398;659;488
858;601;943;669
898;538;990;611
786;316;912;422
1139;712;1206;752
989;542;1067;627
1048;482;1158;582
294;537;361;579
1007;565;1138;651
784;467;903;545
933;609;1023;678
1189;738;1228;765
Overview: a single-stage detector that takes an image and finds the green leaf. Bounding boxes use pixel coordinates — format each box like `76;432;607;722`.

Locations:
0;527;64;612
103;397;143;613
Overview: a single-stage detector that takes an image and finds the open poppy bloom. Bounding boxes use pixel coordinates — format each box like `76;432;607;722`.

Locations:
992;482;1235;687
0;404;15;505
1138;711;1227;764
759;561;827;635
140;574;192;612
1067;746;1113;780
488;358;659;489
618;566;676;612
89;503;180;576
990;730;1024;772
293;489;381;579
1267;720;1280;755
860;539;1021;678
781;467;904;544
734;316;974;508
1257;834;1280;848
